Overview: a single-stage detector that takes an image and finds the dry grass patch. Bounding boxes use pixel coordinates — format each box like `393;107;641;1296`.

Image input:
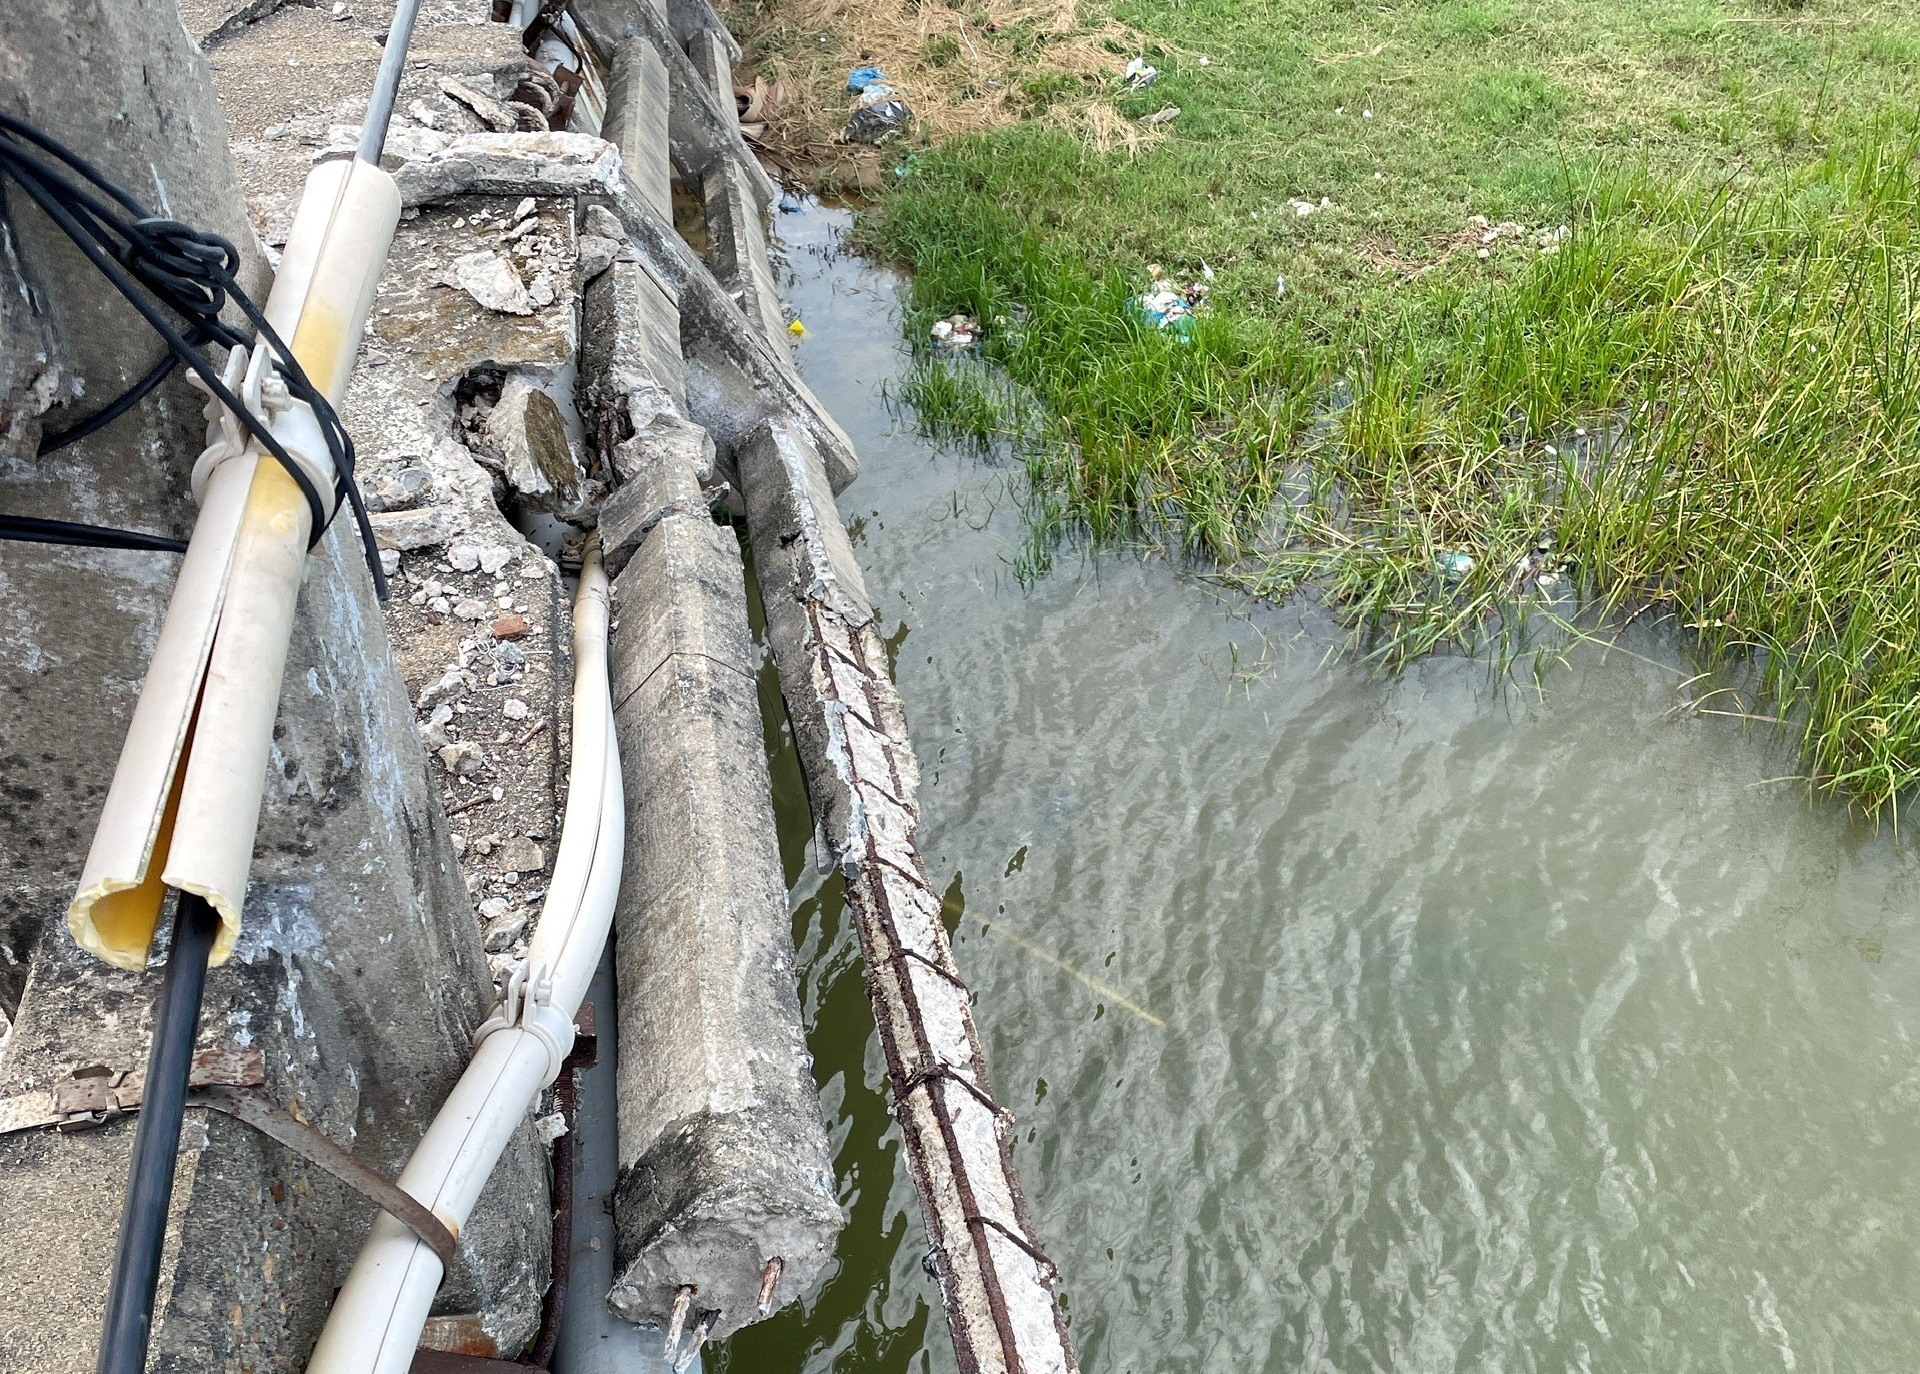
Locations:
725;0;1148;182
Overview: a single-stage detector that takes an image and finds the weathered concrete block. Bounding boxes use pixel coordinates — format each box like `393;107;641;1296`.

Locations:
602;40;673;224
582;257;686;426
702;156;789;351
568;0;776;209
604;512;840;1339
669;0;739;62
599;421;715;577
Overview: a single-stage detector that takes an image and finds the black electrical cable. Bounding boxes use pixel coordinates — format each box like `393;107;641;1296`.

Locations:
94;891;220;1374
0;513;187;554
0;111;388;599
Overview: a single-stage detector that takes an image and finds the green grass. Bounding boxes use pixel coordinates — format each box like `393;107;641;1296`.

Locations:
846;0;1920;813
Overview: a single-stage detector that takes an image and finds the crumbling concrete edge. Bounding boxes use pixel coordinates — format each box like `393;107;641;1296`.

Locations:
391;131;856;493
738;418;1079;1374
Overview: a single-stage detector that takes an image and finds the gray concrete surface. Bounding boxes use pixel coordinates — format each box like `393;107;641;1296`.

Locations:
603;477;840;1342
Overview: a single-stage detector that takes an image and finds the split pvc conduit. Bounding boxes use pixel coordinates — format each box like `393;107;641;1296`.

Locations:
70;146;404;1374
306;548;624;1374
68;151;403;968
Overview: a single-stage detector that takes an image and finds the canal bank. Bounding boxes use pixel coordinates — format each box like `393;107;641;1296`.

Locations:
724;203;1920;1373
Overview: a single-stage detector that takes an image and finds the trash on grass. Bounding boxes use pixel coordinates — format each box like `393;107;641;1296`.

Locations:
1131;263;1210;336
847;65;886;92
1436;550;1476;580
1122;57;1159;90
844;98;913;144
930;313;982;350
1141;106;1181;124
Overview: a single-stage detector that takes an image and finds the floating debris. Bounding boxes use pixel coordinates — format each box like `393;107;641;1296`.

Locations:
787;318;807;339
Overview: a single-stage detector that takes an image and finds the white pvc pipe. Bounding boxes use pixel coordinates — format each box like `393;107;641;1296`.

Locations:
70;155;402;969
307;549;622;1374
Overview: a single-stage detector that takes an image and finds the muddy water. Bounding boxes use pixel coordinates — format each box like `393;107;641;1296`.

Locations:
716;205;1920;1374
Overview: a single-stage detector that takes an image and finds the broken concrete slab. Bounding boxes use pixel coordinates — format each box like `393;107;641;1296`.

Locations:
604;507;840;1340
598;420;717;576
582;255;687;430
386;132;855;493
736;418;1078;1373
667;0;740;62
482;374;593;516
702;155;789;351
568;0;776;210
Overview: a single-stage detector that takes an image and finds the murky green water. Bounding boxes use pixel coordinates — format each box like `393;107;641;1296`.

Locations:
718;206;1920;1374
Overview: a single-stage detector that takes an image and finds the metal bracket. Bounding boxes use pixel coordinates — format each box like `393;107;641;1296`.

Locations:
0;1048;457;1266
0;1047;265;1134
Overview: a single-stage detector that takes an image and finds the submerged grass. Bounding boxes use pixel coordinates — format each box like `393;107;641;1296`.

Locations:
880;132;1920;811
739;0;1920;811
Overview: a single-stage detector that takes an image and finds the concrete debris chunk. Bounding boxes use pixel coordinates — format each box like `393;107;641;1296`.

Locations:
417;667;476;714
582;203;623;240
371;504;469;550
438;741;486;776
440;76;519;133
496;836;544;873
444;249;534;316
483;375;588;510
484;906;531;952
578;234;620;282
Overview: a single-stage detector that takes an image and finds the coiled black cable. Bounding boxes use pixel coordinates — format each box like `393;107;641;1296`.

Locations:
0;111;387;598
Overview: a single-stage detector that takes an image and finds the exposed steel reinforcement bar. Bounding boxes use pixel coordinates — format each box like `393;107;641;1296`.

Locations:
739;417;1077;1374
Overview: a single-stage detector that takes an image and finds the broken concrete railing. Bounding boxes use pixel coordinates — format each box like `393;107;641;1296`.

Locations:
389;131;857;493
598;420;841;1341
739;418;1081;1374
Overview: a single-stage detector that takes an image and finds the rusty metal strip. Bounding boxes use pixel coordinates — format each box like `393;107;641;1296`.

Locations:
861;823;1028;1374
0;1047;265;1134
187;1085;459;1267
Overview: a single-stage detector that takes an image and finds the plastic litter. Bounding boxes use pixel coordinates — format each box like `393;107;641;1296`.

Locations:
1141;106;1181;124
930;312;981;351
844;98;913;144
1131;263;1209;337
777;193;804;213
1123;57;1159;90
1436;550;1476;579
847;65;886;92
787;318;807;339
